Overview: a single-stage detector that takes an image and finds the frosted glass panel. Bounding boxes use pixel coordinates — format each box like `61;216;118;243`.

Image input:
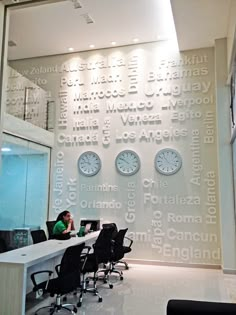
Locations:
0;134;50;230
0;153;27;228
24;142;50;229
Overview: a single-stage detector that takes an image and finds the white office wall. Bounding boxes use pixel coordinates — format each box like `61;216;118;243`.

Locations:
9;41;221;265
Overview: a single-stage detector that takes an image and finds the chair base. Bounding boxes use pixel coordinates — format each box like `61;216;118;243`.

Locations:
35;295;77;314
77;273;102;307
97;262;124;288
115;259;129;270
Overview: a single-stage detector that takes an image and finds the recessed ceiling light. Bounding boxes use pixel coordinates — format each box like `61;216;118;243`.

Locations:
89;44;95;49
72;0;82;9
8;40;17;47
81;13;94;24
111;41;116;46
133;38;139;43
68;47;74;52
1;148;11;152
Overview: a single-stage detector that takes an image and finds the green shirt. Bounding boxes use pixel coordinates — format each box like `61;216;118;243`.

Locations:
53;220;68;235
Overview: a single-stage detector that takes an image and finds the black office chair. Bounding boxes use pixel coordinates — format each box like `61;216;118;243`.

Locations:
31;230;47;244
77;225;115;308
115;230;133;270
109;228;129;279
31;242;85;314
167;299;236;314
103;223;133;270
46;220;56;239
77;245;102;307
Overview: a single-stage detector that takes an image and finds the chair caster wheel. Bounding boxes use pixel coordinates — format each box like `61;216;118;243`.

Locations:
109;284;113;289
98;297;103;303
120;276;123;280
125;266;129;270
63;296;67;301
73;307;77;313
104;280;107;284
77;302;82;307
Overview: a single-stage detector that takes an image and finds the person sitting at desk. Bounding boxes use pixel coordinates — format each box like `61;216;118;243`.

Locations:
53;210;75;239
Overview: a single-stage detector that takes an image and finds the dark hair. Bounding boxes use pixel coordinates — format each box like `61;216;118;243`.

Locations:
56;210;70;222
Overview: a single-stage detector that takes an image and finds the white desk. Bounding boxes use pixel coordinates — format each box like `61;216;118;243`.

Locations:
0;231;99;315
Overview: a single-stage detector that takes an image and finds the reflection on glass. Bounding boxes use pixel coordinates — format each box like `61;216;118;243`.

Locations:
6;66;55;131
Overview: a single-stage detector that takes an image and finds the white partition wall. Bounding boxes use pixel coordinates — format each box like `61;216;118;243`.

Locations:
9;40;222;266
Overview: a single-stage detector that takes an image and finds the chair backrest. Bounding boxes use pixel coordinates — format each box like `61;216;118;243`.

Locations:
50;242;85;295
31;230;47;244
94;226;115;264
59;242;85;276
102;222;118;239
0;237;7;253
46;220;56;239
113;228;128;261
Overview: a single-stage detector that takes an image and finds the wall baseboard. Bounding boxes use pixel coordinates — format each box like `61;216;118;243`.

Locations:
223;269;236;274
125;258;221;270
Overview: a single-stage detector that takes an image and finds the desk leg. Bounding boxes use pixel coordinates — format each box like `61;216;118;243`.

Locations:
0;263;25;315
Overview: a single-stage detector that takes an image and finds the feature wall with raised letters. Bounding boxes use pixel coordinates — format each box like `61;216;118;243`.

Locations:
9;41;220;265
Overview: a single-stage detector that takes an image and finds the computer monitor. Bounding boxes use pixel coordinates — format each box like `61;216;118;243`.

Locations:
80;219;100;232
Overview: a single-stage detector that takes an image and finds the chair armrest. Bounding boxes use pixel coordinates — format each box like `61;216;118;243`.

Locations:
81;245;91;258
81;246;91;270
124;236;133;247
30;270;53;288
55;264;60;276
83;245;91;252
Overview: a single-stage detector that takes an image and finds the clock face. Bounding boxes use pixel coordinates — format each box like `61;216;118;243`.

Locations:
78;151;101;177
115;150;140;176
155;148;182;175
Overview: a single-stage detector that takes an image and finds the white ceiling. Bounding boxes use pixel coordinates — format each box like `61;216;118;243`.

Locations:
7;0;232;60
8;0;176;60
171;0;232;50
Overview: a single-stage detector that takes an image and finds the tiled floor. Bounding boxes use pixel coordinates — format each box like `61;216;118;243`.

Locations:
26;264;236;315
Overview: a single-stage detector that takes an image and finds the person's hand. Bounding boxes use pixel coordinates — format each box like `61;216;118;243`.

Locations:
70;218;75;231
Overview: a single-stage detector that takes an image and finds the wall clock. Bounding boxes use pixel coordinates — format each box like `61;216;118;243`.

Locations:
78;151;101;176
115;150;140;176
155;148;182;175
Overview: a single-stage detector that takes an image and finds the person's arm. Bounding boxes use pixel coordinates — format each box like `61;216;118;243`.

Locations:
71;219;75;231
62;220;72;234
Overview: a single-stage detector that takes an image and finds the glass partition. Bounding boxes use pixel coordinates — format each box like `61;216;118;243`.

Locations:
0;133;50;231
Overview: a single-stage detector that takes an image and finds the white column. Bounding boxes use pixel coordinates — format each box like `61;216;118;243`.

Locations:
0;2;5;164
215;38;236;273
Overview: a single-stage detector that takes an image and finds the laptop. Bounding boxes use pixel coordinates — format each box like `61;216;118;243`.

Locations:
84;223;92;234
